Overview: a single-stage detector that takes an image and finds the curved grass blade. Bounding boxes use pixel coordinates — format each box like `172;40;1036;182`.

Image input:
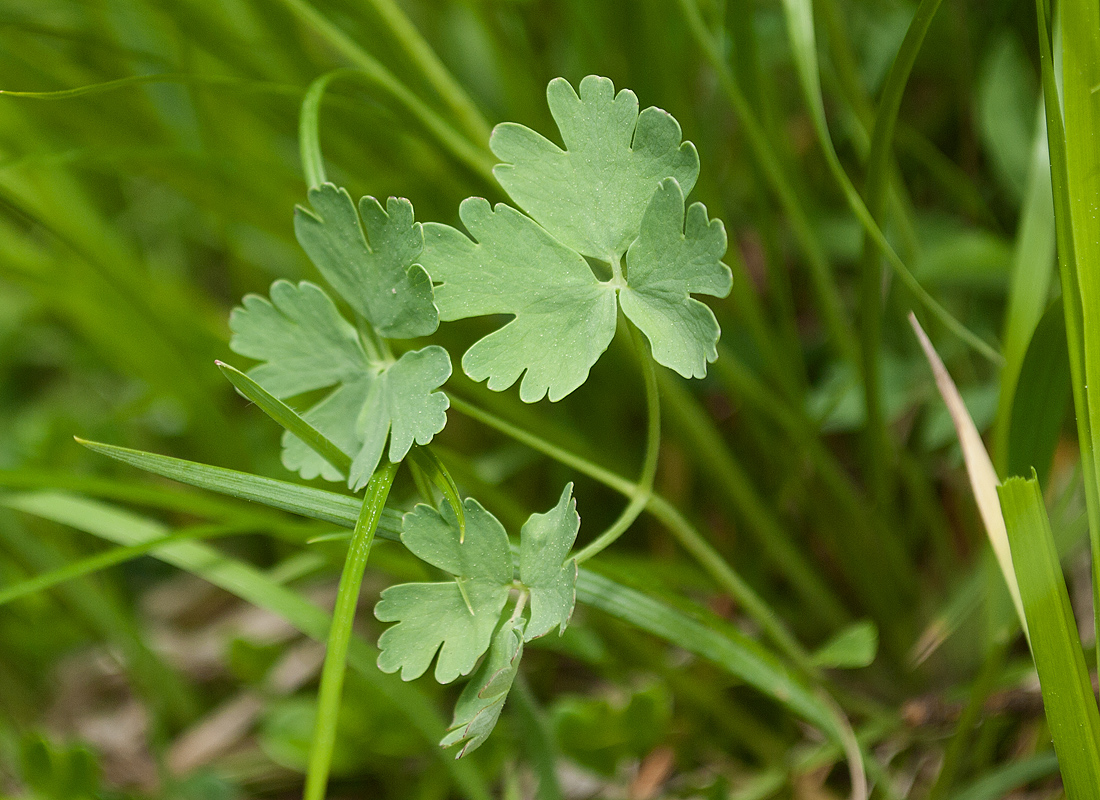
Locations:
304;463;398;800
782;0;1001;363
910;314;1026;637
999;476;1100;799
216;359;353;478
3;491;490;800
299;70;345;189
0;73;301;100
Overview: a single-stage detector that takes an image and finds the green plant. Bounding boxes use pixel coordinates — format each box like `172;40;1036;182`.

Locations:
69;73;850;799
2;1;1098;798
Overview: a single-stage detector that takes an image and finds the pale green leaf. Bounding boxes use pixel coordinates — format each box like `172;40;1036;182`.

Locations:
375;499;513;683
230;280;450;489
229;280;366;398
518;483;580;639
422;198;617;402
440;617;526;757
421;76;729;400
619;178;732;378
294;182;437;338
491;75;699;261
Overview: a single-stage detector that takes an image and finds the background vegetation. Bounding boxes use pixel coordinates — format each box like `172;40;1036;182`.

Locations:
0;0;1090;798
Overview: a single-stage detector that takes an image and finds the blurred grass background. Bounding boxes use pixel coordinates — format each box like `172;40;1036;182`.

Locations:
0;0;1083;798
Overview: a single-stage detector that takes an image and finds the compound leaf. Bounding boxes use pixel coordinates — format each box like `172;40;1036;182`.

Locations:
519;483;580;639
619;178;732;378
420;77;729;402
422;198;617;402
375;499;513;683
229;280;366;397
229;281;450;490
491;75;699;261
294;182;438;339
441;617;526;757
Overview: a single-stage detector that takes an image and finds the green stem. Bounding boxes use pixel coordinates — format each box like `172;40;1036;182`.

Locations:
782;0;1002;364
447;395;819;676
359;0;492;144
857;0;946;510
574;325;660;564
1035;0;1100;666
302;461;399;800
657;373;851;628
274;2;496;183
676;0;860;368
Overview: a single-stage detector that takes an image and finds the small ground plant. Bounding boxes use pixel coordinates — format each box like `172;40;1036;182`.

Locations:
0;1;1098;798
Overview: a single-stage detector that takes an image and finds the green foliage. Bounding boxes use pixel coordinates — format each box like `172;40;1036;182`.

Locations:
551;683;673;776
230;280;451;489
4;2;1098;798
999;475;1100;799
441;617;527;757
422;75;731;402
377;488;579;748
294;184;438;339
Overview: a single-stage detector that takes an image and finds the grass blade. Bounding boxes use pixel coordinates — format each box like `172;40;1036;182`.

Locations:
0;523;240;607
910;314;1026;637
76;438;403;538
217;360;353;479
1005;304;1071;483
304;462;398;800
782;0;1001;363
407;445;466;540
998;475;1100;799
1059;0;1100;659
3;491;490;800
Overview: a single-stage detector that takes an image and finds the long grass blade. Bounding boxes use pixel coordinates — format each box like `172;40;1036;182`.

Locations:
217;360;353;479
999;475;1100;799
76;439;402;538
910;314;1026;637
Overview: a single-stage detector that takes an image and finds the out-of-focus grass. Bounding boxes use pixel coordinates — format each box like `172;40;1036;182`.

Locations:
0;0;1087;798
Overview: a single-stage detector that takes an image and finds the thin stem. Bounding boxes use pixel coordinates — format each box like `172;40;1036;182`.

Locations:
274;0;496;181
857;0;946;510
676;0;860;368
302;461;399;800
574;324;660;563
359;0;492;144
446;395;819;675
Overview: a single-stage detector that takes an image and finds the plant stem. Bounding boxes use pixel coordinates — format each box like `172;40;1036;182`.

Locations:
274;0;496;181
302;461;399;800
360;0;492;144
574;324;660;563
857;0;946;511
447;395;819;675
676;0;860;368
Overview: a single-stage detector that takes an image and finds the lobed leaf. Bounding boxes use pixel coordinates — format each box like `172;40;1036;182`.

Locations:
619;178;732;378
294;183;438;339
230;281;451;489
440;617;526;757
422;198;617;402
491;75;699;262
375;499;513;683
421;76;729;401
518;483;580;639
229;280;365;398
